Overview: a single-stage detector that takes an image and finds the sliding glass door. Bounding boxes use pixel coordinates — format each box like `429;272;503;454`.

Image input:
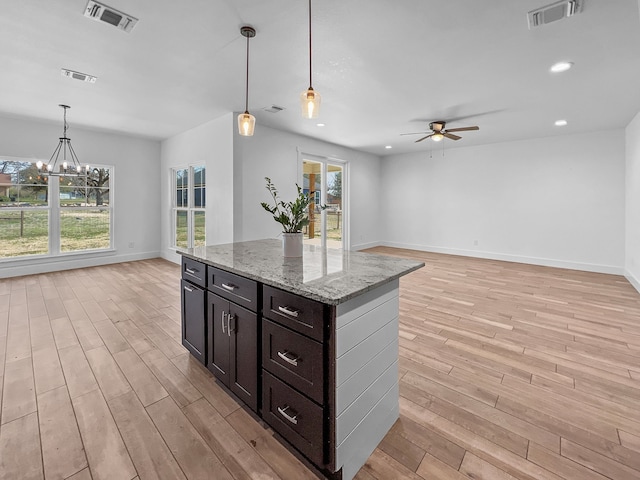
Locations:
302;156;346;249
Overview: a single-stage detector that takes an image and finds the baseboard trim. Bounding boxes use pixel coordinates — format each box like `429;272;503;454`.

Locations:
351;241;383;251
380;242;625;276
0;251;162;279
625;270;640;294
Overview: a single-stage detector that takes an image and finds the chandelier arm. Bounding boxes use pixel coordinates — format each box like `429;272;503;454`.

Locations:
49;141;63;165
67;142;82;168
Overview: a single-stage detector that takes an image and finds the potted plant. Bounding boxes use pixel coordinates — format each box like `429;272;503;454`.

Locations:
260;177;315;257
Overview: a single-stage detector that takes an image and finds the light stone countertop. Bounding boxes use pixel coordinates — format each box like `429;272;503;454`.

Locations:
179;239;424;305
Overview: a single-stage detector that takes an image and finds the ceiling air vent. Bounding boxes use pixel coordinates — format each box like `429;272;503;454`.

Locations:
527;0;583;29
263;105;285;114
61;68;97;83
84;1;138;33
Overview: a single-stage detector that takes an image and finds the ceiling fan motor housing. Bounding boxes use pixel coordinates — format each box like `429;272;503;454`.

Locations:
430;121;446;132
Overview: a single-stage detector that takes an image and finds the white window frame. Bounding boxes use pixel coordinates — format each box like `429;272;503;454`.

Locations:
171;165;205;249
0;157;114;262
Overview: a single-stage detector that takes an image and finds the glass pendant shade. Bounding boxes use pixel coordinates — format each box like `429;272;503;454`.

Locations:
300;87;321;119
237;111;255;136
432;133;444;142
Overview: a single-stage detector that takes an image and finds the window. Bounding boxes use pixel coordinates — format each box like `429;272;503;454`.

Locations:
172;165;205;249
0;159;113;260
301;155;347;249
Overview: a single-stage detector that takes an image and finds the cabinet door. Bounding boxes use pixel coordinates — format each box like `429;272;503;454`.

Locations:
181;280;206;364
207;292;230;383
229;303;258;412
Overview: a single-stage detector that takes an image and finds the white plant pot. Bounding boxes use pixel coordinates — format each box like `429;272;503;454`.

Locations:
282;232;303;257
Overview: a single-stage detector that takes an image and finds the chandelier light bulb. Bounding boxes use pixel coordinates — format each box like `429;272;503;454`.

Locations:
238;112;255;137
301;88;321;119
36;160;43;169
432;133;444;142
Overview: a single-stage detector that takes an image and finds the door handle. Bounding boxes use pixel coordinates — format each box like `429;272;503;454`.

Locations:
221;310;226;334
185;267;197;275
277;405;298;425
183;285;193;293
221;283;236;292
278;306;299;318
227;313;235;337
277;350;299;367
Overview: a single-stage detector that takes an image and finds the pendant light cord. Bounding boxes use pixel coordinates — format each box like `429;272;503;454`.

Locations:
308;0;313;89
245;33;250;113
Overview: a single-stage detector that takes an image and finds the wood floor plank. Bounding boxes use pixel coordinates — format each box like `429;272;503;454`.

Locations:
459;451;520;480
85;345;131;401
108;390;186;480
0;412;43;480
65;468;92;480
170;352;241;417
114;320;155;355
184;397;282;480
93;319;130;354
72;388;137;480
113;348;168;407
37;385;88;479
226;407;319;480
415;452;469;480
145;395;234;480
58;344;99;400
140;348;202;408
527;443;609;480
50;316;80;350
560;438;640;480
359;449;424;479
1;356;36;424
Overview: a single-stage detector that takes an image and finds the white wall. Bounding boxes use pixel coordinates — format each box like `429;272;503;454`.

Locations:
0;114;161;278
160;113;235;264
626;112;640;292
232;124;382;250
381;131;626;274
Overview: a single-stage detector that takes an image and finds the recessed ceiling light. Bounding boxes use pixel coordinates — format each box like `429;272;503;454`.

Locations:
550;61;573;73
316;123;325;127
555;119;568;126
385;145;393;149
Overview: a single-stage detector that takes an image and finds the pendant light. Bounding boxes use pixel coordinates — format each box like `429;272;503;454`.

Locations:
300;0;321;119
36;104;90;177
238;26;256;136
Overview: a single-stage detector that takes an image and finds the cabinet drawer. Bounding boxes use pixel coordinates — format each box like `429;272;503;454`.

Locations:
263;319;323;404
263;370;324;466
208;267;258;312
182;257;206;288
263;285;325;342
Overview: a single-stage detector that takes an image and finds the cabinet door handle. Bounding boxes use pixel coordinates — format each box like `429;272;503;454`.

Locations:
227;313;235;337
221;311;226;334
183;285;193;293
221;283;236;292
278;306;299;318
277;350;299;367
277;405;298;425
185;267;197;275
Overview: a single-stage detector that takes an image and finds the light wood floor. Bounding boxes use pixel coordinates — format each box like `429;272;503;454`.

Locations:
0;250;639;480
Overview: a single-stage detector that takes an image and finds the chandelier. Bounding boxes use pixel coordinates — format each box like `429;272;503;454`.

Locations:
37;104;90;176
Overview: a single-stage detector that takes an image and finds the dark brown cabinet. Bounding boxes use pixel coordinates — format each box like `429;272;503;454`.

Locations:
207;291;258;412
181;257;207;365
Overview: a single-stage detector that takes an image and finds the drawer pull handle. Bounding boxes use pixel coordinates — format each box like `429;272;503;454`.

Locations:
221;283;237;292
185;268;197;275
221;311;226;334
277;350;299;367
183;285;193;293
277;405;298;425
278;306;299;318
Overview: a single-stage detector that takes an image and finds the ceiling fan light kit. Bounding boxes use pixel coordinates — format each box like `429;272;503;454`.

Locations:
238;26;256;137
401;120;479;144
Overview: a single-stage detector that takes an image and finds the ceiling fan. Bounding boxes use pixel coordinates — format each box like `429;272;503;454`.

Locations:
401;121;479;143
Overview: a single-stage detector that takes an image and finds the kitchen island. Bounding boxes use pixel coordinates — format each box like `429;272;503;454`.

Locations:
179;239;423;480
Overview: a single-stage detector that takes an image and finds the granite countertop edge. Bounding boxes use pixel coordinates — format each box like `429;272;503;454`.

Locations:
179;241;424;305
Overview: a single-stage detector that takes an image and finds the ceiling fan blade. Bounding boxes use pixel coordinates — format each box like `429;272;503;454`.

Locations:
400;132;429;136
445;126;479;133
443;133;462;141
415;134;434;143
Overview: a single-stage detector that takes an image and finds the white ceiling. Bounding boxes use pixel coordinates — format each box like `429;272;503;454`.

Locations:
1;0;639;156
